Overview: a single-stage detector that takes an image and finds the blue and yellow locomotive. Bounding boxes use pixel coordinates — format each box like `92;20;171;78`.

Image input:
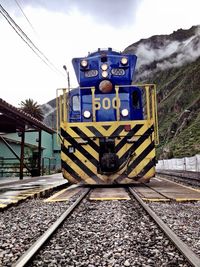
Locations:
57;48;159;184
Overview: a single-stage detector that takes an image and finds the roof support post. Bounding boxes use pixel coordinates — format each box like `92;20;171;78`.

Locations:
0;135;31;177
37;130;42;176
19;129;25;180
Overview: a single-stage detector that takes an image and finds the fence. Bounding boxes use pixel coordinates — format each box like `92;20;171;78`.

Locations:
156;154;200;172
0;157;58;177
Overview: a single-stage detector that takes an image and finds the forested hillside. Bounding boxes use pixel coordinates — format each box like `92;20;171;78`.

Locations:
124;25;200;159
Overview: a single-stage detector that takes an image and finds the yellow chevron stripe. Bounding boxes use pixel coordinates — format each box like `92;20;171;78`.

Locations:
61;152;97;184
63;133;99;161
69;147;101;179
62;169;80;184
62;140;98;176
117;124;153;158
143;167;155;179
117;137;151;164
128;152;155;177
62;120;154;138
61;120;156;184
68;125;95;139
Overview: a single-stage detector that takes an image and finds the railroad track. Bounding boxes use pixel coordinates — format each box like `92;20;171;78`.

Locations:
129;187;200;267
12;186;200;267
157;171;200;187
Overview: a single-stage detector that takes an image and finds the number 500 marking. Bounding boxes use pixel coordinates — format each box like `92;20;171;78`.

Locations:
94;97;121;110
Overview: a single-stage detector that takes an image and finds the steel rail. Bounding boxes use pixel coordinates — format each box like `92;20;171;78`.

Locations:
141;182;173;201
129;187;200;267
157;171;200;183
158;172;200;188
13;188;90;267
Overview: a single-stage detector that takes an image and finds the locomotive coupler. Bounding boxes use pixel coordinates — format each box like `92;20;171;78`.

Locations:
99;138;119;174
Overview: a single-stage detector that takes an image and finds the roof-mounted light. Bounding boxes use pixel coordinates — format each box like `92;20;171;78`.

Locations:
80;59;88;68
121;57;128;65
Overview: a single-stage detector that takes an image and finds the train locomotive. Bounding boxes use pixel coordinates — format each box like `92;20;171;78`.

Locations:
57;48;159;184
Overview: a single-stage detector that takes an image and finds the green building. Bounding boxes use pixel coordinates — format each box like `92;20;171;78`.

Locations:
0;98;61;178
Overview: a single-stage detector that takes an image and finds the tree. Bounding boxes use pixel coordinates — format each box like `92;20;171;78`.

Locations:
20;98;44;121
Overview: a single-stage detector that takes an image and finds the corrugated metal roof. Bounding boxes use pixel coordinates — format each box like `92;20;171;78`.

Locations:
0;98;55;134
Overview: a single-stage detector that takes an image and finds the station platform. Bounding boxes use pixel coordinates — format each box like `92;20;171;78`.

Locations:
0;173;68;209
42;176;200;203
1;175;199;207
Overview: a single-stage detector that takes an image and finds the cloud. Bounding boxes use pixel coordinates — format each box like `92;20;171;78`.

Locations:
135;41;180;68
135;26;200;79
4;0;141;27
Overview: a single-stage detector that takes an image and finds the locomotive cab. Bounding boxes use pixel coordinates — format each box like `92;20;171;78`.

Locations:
70;48;143;123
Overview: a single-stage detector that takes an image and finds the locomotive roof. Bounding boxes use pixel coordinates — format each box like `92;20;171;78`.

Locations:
88;48;122;57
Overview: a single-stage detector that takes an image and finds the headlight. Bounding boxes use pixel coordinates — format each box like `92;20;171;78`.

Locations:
121;57;128;65
121;109;129;117
83;110;91;118
102;71;108;78
80;59;88;68
101;63;108;70
99;80;113;93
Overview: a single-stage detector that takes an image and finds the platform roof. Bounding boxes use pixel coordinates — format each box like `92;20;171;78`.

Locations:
0;98;55;134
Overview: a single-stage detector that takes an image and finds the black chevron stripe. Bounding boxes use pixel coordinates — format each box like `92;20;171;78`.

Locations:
87;126;104;137
61;144;102;184
109;125;125;138
61;128;98;166
71;127;99;152
116;141;155;183
115;124;143;153
119;126;154;166
87;125;124;138
126;141;155;175
61;160;82;183
102;125;111;130
135;157;156;180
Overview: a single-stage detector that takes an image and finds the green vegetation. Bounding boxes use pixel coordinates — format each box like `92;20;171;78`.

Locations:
151;58;200;158
20;98;44;121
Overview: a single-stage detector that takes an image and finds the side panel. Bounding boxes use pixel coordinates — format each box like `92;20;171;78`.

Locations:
60;120;156;184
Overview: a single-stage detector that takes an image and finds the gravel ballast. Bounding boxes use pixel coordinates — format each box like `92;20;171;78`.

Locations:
30;198;191;267
0;193;82;267
1;189;198;267
149;201;200;257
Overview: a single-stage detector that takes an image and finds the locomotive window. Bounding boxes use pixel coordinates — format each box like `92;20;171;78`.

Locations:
72;95;80;111
111;69;125;76
132;91;140;109
84;70;98;78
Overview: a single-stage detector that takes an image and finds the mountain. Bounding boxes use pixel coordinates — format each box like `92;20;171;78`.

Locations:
41;98;57;130
124;25;200;159
42;25;200;159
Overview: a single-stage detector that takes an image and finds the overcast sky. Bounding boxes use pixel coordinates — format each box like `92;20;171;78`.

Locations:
0;0;200;106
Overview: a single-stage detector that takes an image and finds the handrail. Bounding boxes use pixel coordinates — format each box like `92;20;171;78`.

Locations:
56;84;159;145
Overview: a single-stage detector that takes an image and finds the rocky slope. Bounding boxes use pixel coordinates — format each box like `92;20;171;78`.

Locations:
124;25;200;159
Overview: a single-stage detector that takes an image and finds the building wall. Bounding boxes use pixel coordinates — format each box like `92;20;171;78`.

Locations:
0;131;61;176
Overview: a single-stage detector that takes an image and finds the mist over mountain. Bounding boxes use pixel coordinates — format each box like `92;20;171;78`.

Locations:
125;25;200;81
41;98;57;129
124;25;200;158
42;25;200;159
